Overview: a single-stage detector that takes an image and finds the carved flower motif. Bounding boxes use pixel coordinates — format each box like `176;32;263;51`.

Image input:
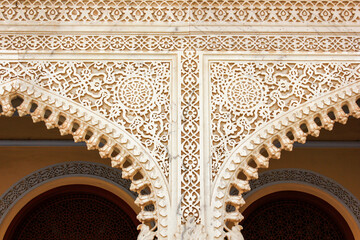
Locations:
277;78;291;92
223;122;237;135
89;76;103;91
143;122;158;135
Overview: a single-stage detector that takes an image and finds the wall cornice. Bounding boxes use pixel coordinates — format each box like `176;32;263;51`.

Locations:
0;0;359;34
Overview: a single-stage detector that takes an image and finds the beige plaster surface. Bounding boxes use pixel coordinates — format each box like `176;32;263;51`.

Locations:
259;147;360;200
0;146;111;196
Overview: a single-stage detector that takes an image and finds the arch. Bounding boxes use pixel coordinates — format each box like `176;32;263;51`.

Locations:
0;162;137;227
0;80;170;239
212;82;360;239
242;169;360;237
241;190;354;240
4;184;139;239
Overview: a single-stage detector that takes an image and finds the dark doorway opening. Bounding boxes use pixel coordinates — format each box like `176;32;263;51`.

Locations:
5;184;139;240
241;191;354;240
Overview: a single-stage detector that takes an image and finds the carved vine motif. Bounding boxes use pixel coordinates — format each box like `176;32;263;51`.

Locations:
244;169;360;222
181;49;201;223
0;161;135;223
210;62;360;179
0;61;171;179
0;0;359;23
1;35;359;52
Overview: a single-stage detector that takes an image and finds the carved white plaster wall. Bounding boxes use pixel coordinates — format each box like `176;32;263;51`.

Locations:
0;0;359;239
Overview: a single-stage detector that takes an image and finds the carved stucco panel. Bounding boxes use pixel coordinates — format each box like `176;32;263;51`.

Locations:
0;0;359;232
0;60;172;179
180;49;201;223
210;61;360;179
211;82;360;239
0;80;171;238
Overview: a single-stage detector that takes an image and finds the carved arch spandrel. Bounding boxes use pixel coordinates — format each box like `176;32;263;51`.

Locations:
211;82;360;239
0;80;170;239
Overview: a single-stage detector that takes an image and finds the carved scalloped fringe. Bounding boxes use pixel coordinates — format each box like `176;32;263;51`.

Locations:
213;85;360;239
0;82;168;238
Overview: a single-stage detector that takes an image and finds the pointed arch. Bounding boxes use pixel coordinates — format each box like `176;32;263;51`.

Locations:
0;80;170;239
211;82;360;239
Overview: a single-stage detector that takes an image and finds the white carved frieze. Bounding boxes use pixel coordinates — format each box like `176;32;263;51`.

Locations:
0;0;359;34
0;35;359;52
0;0;359;238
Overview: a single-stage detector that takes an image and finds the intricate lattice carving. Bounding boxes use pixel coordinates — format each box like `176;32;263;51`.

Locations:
0;61;171;178
0;0;359;24
210;62;360;179
212;83;360;239
0;35;359;53
180;49;201;223
244;169;360;222
0;0;360;235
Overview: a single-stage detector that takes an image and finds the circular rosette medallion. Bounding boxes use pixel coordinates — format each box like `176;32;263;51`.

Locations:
225;75;267;116
116;77;155;111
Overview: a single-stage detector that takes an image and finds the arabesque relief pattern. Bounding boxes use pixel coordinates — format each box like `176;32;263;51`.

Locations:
0;0;359;23
180;49;201;223
0;35;359;52
210;62;360;179
0;61;171;178
212;84;360;239
0;34;359;238
0;0;360;239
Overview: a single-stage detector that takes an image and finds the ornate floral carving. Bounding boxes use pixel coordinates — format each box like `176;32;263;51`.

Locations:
181;49;201;223
212;83;360;239
0;0;358;24
245;168;360;222
210;62;360;179
0;0;359;236
0;35;359;52
0;61;171;179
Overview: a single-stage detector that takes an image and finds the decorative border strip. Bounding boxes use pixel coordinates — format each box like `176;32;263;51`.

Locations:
0;161;135;223
0;0;359;24
180;49;201;223
0;35;359;52
244;168;360;223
